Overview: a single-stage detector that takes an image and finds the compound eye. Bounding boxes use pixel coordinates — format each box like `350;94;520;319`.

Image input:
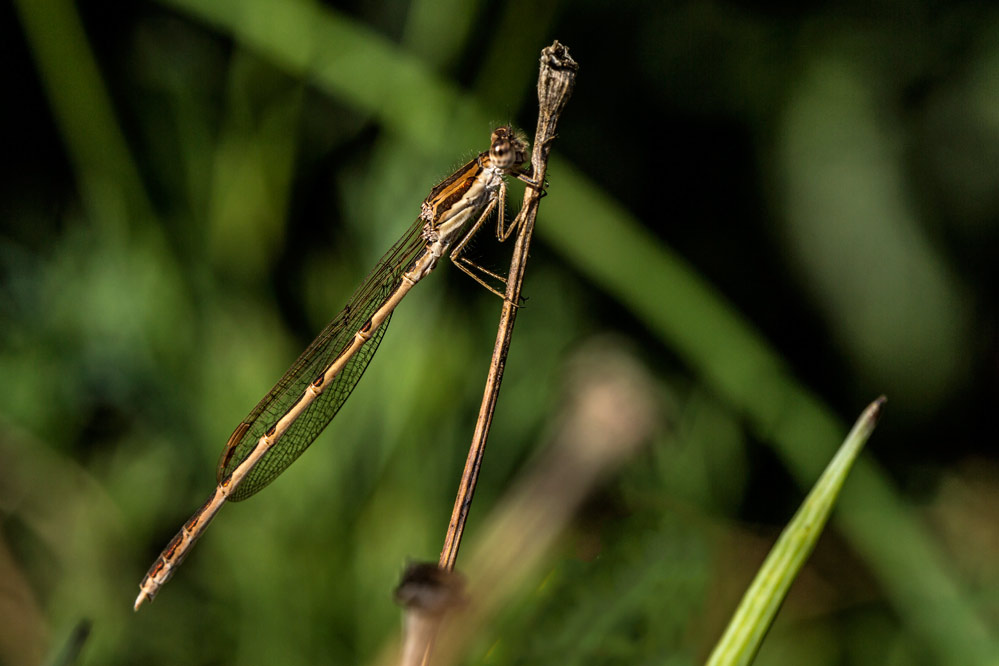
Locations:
491;142;512;167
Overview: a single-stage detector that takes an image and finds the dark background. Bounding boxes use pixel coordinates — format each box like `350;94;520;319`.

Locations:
2;0;997;664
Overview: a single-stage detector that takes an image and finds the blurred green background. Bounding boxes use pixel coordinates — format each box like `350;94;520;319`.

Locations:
2;0;998;664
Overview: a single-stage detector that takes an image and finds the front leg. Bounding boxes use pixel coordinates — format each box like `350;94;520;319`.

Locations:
496;167;548;242
449;196;509;300
513;163;546;192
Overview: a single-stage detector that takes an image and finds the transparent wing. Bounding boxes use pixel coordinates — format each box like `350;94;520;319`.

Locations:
217;217;427;501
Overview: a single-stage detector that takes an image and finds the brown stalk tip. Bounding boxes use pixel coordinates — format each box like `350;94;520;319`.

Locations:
541;41;579;71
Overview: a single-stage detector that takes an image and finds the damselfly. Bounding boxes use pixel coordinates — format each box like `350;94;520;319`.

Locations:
135;127;537;610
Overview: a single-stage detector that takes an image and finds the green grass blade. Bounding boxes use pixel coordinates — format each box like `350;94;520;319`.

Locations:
706;397;886;666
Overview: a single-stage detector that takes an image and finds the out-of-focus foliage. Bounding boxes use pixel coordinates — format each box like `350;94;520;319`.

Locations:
1;1;997;664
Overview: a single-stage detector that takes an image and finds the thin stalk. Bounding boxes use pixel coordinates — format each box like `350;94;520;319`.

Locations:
394;40;577;666
438;41;578;571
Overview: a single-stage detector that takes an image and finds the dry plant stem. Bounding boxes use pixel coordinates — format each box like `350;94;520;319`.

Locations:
428;341;658;666
382;342;654;666
438;41;578;571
